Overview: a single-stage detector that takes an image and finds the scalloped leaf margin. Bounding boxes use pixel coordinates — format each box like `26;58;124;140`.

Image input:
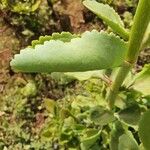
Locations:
31;32;79;48
83;0;129;40
10;30;128;73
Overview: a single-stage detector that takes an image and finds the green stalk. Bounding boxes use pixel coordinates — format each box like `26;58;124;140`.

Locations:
126;0;150;63
107;62;131;109
107;0;150;109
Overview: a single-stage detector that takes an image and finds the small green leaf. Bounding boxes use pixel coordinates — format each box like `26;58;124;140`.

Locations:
110;121;125;150
80;129;101;150
50;71;103;85
51;72;75;85
139;109;150;150
132;64;150;96
65;70;103;81
71;95;99;109
11;30;128;73
41;122;59;139
83;0;129;40
21;81;37;97
118;132;139;150
43;99;57;115
31;0;41;12
6;0;41;14
89;106;115;125
118;104;141;125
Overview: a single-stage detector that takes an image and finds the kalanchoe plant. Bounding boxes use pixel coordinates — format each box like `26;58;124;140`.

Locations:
10;0;150;149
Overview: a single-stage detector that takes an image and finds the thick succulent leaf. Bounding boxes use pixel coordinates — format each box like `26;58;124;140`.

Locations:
11;30;128;73
139;109;150;150
83;0;129;40
132;64;150;96
118;132;139;150
31;32;78;48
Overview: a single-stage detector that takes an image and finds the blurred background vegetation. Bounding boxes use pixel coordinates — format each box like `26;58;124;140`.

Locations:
0;0;149;149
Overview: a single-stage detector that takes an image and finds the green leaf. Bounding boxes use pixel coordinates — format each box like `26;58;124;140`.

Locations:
5;0;41;14
31;32;78;48
118;132;139;150
139;144;145;150
132;64;150;96
71;95;100;109
11;30;128;73
80;129;101;150
139;109;150;150
50;71;103;86
89;106;115;125
65;70;103;81
51;72;75;85
43;99;57;116
41;121;59;139
83;0;129;40
21;81;37;97
118;104;141;125
110;121;125;150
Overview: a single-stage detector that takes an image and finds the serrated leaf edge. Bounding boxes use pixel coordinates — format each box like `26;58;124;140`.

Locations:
12;30;127;60
30;32;79;48
83;0;129;39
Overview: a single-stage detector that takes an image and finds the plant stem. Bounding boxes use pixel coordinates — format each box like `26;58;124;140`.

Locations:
107;0;150;109
107;62;132;109
126;0;150;63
